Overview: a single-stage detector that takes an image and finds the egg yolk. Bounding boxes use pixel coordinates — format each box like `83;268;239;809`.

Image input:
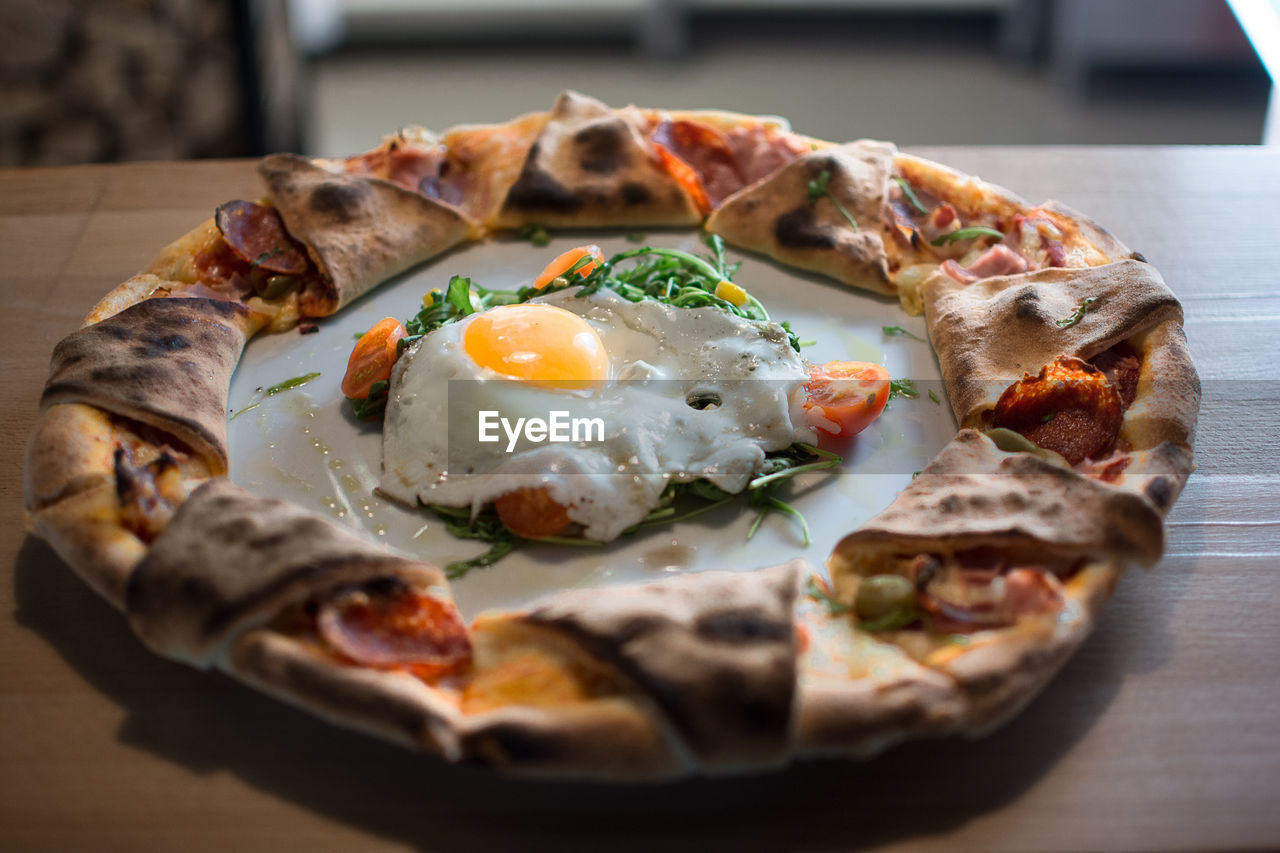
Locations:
463;304;610;389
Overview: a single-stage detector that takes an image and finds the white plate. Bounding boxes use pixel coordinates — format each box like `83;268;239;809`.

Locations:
227;234;954;617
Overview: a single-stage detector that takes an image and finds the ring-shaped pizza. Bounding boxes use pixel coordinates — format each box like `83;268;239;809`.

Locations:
23;91;1199;779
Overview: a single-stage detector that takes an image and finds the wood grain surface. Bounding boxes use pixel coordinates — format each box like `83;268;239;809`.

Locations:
2;149;1278;852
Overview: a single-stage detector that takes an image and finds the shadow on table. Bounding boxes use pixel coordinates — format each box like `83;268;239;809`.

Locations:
11;533;1183;852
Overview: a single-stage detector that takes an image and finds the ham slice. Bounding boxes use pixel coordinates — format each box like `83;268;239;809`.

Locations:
942;244;1029;284
726;125;809;186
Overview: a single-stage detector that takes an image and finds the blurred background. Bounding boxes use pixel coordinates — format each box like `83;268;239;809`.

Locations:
1;0;1276;167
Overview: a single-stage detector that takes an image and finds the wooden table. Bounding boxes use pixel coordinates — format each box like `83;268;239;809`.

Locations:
2;149;1278;851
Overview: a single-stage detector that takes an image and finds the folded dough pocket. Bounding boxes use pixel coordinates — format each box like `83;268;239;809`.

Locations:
125;479;456;668
41;296;254;474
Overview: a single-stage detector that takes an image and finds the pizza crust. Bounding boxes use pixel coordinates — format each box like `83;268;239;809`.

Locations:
126;479;452;666
493;90;704;230
924;258;1185;429
258;153;478;317
829;430;1166;591
26;482;149;610
519;561;802;772
706;141;897;296
40;297;255;474
23;94;1203;780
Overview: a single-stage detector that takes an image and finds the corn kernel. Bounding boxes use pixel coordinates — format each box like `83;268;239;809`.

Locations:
715;280;749;307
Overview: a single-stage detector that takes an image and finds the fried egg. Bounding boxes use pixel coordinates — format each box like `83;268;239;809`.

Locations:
379;287;815;541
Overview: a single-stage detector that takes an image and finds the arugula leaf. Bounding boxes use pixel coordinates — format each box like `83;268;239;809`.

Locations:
429;442;843;576
704;233;731;278
748;495;812;546
888;378;918;401
892;176;928;215
1056;296;1099;329
882;324;926;342
445;275;477;316
930;226;1005;246
445;540;517;579
748;442;841;489
349;379;389;420
517;223;550;246
806;168;859;231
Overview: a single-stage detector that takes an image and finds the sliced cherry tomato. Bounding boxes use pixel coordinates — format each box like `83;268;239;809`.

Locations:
651;142;712;213
533;245;604;290
651;119;744;207
803;360;891;442
494;486;571;539
342;317;406;399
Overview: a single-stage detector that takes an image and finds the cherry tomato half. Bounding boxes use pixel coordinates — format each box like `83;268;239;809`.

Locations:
533;245;604;290
342;317;406;399
803;360;891;441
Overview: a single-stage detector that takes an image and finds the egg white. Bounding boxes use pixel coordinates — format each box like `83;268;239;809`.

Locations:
379;287;816;541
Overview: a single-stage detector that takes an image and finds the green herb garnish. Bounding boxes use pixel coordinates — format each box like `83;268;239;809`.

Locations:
1055;296;1099;329
930;226;1005;246
445;275;478;316
805;575;851;617
251;246;285;269
882;324;926;342
928;388;941;404
626;232;647;243
517;223;550;246
888;378;918;401
231;371;320;418
806;168;859;231
892;176;928;215
266;372;320;394
438;443;841;579
393;240;770;358
349;379;390;421
1041;412;1056;423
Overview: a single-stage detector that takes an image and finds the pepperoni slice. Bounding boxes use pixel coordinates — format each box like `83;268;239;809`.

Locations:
316;579;471;678
1090;343;1142;408
214;200;309;276
991;355;1122;465
651;120;746;207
